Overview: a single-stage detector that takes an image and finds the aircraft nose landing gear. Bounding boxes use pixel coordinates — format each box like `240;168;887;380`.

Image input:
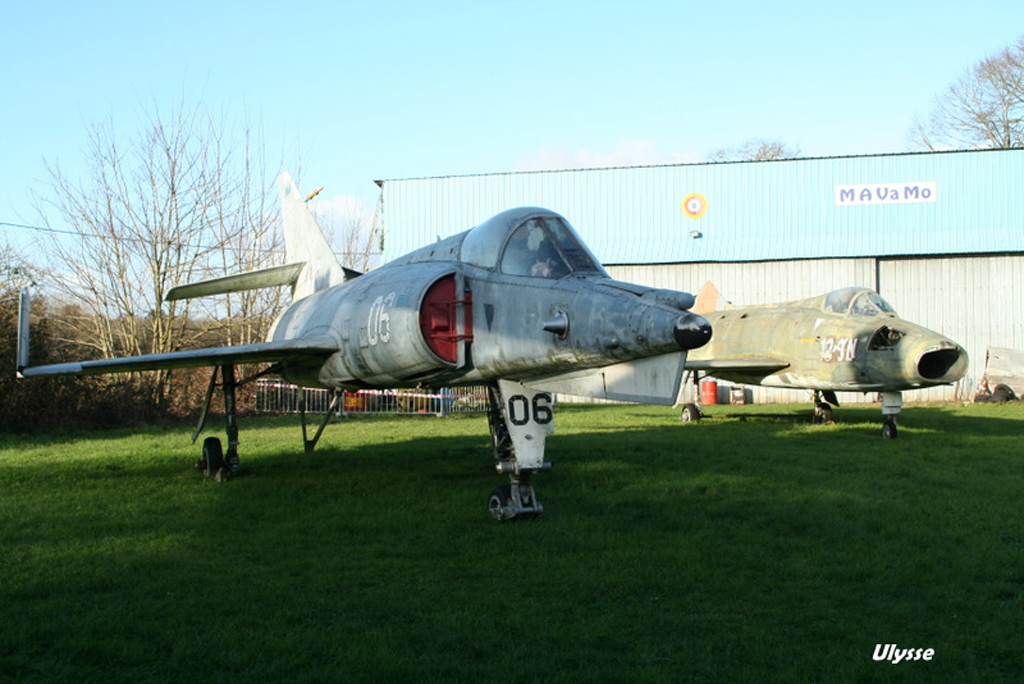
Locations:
812;390;838;424
881;392;903;440
486;380;554;521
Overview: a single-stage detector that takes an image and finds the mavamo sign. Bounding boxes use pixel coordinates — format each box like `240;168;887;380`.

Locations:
835;181;937;206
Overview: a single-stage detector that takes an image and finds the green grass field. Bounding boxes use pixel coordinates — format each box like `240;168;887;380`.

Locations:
2;402;1022;682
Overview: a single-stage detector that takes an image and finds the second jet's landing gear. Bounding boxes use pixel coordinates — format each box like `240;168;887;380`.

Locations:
880;391;902;440
812;390;839;424
486;380;553;521
811;389;903;439
677;370;705;422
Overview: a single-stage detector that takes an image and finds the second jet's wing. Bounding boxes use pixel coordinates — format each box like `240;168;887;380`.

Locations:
685;357;790;373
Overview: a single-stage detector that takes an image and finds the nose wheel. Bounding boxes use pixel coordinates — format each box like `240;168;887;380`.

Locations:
880;391;902;440
487;478;543;521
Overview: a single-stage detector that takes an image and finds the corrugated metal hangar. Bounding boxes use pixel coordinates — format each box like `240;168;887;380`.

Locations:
378;149;1024;403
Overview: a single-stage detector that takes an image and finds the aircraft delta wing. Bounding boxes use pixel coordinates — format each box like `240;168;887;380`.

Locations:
679;284;968;438
17;172;712;520
16;328;339;378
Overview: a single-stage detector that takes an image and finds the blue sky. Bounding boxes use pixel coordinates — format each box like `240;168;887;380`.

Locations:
2;0;1022;252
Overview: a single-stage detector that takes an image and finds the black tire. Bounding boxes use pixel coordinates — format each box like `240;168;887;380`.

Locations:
202;437;224;476
679;404;701;422
882;420;898;440
992;384;1017;403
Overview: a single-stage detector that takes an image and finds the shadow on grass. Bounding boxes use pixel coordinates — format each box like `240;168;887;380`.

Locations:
698;400;1024;437
2;404;1022;681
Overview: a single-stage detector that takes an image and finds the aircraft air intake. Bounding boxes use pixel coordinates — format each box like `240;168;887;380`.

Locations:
419;274;472;365
916;343;966;381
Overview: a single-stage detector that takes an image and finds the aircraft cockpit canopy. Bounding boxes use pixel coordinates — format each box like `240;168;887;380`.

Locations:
460;207;608;279
823;287;896;317
500;216;605;279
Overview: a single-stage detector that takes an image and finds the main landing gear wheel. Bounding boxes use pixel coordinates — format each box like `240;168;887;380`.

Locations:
882;419;898;440
679;403;701;422
199;436;224;476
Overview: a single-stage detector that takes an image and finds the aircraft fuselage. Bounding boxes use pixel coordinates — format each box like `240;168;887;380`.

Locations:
688;289;967;393
270;235;707;391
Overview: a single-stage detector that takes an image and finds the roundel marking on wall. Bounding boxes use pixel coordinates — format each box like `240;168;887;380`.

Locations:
681;193;708;219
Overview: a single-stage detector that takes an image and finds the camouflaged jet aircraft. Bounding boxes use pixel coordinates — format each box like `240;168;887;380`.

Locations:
679;285;968;438
17;173;711;519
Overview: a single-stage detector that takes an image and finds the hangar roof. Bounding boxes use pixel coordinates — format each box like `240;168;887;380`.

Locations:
378;149;1024;265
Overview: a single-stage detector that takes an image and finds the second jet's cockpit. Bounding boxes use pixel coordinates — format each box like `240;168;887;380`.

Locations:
823;287;897;317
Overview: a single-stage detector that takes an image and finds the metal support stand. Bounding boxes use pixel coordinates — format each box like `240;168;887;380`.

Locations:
300;389;343;454
192;367;220;444
222;363;240;472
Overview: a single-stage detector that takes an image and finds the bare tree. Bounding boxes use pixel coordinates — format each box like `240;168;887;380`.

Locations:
708;138;802;162
910;35;1024;150
35;98;285;410
202;123;289;348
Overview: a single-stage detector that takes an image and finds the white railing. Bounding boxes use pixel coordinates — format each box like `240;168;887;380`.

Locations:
254;379;490;417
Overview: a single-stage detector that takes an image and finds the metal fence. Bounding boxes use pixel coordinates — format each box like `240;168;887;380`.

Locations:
254;379;490;417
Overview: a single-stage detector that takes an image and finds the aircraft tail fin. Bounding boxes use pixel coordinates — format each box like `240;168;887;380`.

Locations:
693;281;729;314
279;172;346;300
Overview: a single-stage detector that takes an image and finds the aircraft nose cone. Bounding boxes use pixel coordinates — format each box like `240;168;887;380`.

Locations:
674;313;712;350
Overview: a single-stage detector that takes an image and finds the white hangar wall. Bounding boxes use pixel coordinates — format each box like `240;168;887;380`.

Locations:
379;150;1024;405
877;254;1024;400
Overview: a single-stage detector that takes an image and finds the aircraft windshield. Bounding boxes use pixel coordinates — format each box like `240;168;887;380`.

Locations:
500;217;603;279
823;288;897;317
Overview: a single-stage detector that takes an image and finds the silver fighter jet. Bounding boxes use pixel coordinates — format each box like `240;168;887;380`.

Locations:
18;173;711;519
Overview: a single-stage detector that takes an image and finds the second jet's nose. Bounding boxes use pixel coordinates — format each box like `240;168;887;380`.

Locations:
916;341;968;382
674;312;713;350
